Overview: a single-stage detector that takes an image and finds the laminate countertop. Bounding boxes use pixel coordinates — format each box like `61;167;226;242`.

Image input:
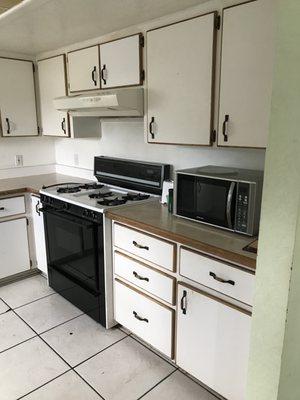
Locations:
0;173;91;196
106;200;257;271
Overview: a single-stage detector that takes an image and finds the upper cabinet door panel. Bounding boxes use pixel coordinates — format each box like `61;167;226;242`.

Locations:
99;34;143;89
218;0;274;148
0;58;38;137
147;13;216;145
38;55;69;137
67;46;100;92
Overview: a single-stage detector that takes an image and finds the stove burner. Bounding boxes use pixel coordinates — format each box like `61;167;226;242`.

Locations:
57;186;81;194
81;183;104;190
122;193;150;201
97;198;128;206
89;191;113;199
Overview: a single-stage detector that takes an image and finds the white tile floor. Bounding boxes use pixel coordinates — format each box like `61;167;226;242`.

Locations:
0;275;219;400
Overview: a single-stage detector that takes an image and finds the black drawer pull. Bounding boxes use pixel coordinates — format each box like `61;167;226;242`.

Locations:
133;241;149;250
209;272;235;286
91;66;97;86
6;118;11;134
61;118;66;134
180;290;187;315
35;200;41;216
0;207;5;211
133;311;148;323
222;114;229;142
133;271;149;282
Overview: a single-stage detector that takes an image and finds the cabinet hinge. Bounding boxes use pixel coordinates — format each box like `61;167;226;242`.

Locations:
215;15;221;30
211;129;217;143
30;259;33;267
37;126;42;135
26;218;29;226
140;69;145;82
32;63;35;73
139;35;145;47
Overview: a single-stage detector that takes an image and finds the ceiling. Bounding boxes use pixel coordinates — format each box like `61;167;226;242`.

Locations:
0;0;207;55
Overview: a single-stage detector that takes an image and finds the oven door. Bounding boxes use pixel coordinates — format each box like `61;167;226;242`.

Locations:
175;174;237;229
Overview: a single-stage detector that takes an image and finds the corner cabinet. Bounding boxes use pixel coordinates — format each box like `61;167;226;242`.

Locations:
67;45;100;93
0;57;38;137
37;55;69;137
99;34;143;89
218;0;274;148
146;13;216;145
176;284;251;400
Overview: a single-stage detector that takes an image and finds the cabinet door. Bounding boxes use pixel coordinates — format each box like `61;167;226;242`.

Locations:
67;46;100;92
31;196;48;275
218;0;274;148
147;13;216;145
38;55;69;137
99;34;143;89
0;58;38;137
0;218;30;279
176;283;251;400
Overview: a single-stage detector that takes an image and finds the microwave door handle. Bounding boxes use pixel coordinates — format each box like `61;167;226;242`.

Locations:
226;182;236;230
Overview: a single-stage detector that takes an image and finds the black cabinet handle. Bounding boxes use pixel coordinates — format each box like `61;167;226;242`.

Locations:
101;64;107;85
0;207;5;211
133;311;149;323
6;118;10;134
133;271;149;282
132;240;149;250
209;271;235;286
91;66;97;86
35;200;41;216
61;118;66;134
149;117;155;139
222;114;229;142
180;290;187;315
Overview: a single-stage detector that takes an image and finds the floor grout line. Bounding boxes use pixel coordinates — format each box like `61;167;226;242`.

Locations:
137;369;178;400
12;292;57;311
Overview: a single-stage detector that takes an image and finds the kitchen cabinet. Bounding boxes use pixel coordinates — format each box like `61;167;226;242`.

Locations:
146;13;216;145
0;57;38;137
31;196;48;275
176;283;251;400
218;0;274;148
67;46;100;92
99;33;143;89
37;55;69;137
0;218;30;279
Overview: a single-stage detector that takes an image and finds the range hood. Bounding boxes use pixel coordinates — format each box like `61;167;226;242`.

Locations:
53;88;144;117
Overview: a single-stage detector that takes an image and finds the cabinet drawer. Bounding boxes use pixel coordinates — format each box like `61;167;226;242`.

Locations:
180;248;255;305
0;196;25;218
113;223;175;271
114;251;174;304
114;279;174;358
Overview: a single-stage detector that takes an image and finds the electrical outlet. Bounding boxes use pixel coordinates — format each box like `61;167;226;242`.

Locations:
15;155;23;167
74;154;79;166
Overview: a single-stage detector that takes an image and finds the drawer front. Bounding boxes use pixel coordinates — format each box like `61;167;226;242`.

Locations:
180;248;255;305
114;279;174;358
113;223;175;271
114;251;174;304
0;196;25;218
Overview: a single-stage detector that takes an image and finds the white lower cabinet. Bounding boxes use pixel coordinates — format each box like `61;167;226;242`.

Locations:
176;283;251;400
0;218;30;279
114;279;174;358
31;196;48;275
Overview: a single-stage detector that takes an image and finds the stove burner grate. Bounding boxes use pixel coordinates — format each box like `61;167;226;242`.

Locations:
89;191;113;199
97;198;128;206
122;193;150;201
57;186;81;194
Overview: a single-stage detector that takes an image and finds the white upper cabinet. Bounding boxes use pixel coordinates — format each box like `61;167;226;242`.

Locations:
147;13;216;145
218;0;274;148
38;55;69;137
176;283;251;400
99;34;143;89
0;58;38;137
67;45;100;92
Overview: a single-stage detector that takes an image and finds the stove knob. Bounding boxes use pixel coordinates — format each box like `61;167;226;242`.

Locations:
63;203;69;210
82;209;89;217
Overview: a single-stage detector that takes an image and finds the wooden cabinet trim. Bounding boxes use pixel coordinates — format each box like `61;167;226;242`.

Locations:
178;281;252;316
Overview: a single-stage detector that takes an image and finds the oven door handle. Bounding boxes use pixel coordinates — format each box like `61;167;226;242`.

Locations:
226;182;236;230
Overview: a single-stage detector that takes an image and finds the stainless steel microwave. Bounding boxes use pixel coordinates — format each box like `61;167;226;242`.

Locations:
174;166;264;236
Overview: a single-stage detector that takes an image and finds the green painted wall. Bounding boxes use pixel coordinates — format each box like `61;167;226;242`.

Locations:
247;1;300;399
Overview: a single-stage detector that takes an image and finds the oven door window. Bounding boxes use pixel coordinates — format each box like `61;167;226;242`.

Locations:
176;175;236;228
44;210;102;292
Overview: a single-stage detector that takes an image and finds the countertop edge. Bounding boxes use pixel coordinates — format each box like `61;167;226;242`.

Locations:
106;211;256;272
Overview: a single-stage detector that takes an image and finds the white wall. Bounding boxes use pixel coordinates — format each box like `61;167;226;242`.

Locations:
55;120;265;177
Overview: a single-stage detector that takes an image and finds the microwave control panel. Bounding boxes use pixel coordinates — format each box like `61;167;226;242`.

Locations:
235;183;250;233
